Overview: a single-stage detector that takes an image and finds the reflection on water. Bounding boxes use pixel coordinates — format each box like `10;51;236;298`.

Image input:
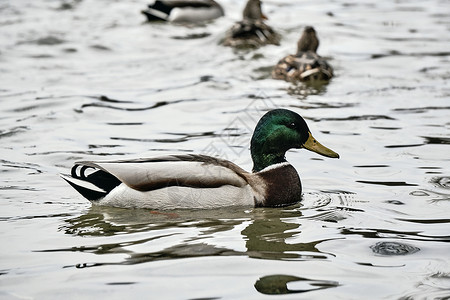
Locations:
1;0;449;298
55;189;373;270
242;211;330;261
61;204;335;263
286;80;329;99
255;274;339;295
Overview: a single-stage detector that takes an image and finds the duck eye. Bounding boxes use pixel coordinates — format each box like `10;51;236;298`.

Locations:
286;122;296;129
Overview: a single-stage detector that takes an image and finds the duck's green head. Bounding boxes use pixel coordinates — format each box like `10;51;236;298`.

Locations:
250;109;339;172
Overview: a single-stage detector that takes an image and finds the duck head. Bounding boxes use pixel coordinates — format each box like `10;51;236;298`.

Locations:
243;0;267;21
250;109;339;172
297;26;319;53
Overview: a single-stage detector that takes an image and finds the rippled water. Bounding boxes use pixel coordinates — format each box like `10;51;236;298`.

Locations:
1;0;449;299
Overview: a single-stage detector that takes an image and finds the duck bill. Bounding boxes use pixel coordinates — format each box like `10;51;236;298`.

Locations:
302;132;340;158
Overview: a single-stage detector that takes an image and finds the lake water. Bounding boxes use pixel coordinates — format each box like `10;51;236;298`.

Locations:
1;0;449;299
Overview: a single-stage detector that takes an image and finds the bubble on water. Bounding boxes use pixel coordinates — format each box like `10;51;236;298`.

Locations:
410;188;450;203
300;192;362;222
410;190;430;196
430;176;450;190
370;241;420;256
301;192;332;209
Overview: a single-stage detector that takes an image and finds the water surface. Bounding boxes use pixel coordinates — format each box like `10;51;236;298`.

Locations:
1;0;449;299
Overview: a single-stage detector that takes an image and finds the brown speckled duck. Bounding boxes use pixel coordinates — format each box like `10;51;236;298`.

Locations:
272;26;334;82
61;109;339;210
223;0;280;49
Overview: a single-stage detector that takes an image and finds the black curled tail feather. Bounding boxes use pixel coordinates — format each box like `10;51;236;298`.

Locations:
142;1;173;21
149;0;173;14
62;164;122;201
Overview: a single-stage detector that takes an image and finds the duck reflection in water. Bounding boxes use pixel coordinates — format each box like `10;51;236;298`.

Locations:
255;274;339;295
62;206;332;263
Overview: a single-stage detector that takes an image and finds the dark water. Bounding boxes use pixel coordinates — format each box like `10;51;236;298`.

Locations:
1;0;449;299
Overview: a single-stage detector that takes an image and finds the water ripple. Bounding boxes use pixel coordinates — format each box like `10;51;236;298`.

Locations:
79;98;197;112
357;180;418;187
0;126;29;138
1;160;42;174
315;115;396;122
392;106;450;114
300;192;362;223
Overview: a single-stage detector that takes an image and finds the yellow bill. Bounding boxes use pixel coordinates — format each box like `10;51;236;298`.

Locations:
302;132;340;158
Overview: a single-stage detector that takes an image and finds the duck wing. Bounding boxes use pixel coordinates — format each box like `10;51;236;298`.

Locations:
71;154;250;193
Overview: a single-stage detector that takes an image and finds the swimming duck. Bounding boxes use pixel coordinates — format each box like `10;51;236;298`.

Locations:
272;26;334;82
142;0;224;23
61;109;339;210
223;0;280;48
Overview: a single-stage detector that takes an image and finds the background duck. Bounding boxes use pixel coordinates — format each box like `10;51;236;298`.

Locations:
142;0;224;23
61;109;339;210
223;0;280;49
272;26;334;82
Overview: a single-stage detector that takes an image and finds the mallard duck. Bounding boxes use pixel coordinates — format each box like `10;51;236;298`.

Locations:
142;0;224;23
223;0;280;48
61;109;339;210
272;26;334;82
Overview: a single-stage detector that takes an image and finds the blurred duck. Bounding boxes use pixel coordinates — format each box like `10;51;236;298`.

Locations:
61;109;339;210
142;0;224;23
223;0;280;48
272;26;334;82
